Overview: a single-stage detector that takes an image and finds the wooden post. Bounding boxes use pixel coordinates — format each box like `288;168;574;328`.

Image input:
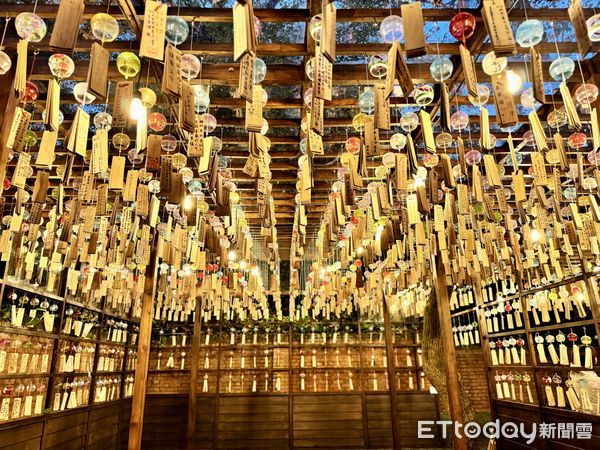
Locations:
433;256;468;450
186;292;203;450
128;254;159;450
382;293;401;450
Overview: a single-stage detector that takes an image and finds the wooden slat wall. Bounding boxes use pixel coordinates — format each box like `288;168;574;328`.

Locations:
366;394;393;447
0;399;132;450
142;395;188;450
293;394;365;448
195;395;216;448
216;395;289;449
496;403;545;449
543;410;600;450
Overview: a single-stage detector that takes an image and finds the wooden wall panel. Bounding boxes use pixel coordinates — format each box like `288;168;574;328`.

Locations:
293;394;365;448
395;393;441;447
117;400;132;450
496;402;545;449
195;395;216;448
542;410;600;450
142;395;188;450
366;394;393;448
216;395;289;449
86;404;120;450
43;411;88;450
0;421;43;450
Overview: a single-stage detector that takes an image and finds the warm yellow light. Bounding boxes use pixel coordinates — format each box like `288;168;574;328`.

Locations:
356;246;364;255
530;228;541;242
239;260;247;270
251;267;259;276
228;250;236;261
414;178;426;187
506;70;522;94
130;97;146;121
183;196;193;210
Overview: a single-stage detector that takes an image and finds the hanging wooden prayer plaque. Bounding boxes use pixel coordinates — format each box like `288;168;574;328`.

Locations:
237;52;255;102
108;156;126;191
140;0;167;60
481;0;516;56
44;79;60;132
529;47;546;105
12;152;31;189
314;48;333;101
310;96;324;135
374;84;390;130
87;43;109;100
419;110;435;153
49;0;84;51
401;2;426;58
146;134;162;171
162;44;182;99
6;107;31;152
37;131;57;169
491;71;518;128
568;0;592;57
459;45;478;100
321;2;336;62
179;81;196;132
364;117;376;157
245;85;263;132
91;129;108;174
188;116;205;157
233;0;257;61
112;81;133;129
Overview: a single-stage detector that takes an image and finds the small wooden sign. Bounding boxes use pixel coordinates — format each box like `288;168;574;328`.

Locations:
139;0;167;60
87;43;109;100
401;2;426;58
113;81;133;128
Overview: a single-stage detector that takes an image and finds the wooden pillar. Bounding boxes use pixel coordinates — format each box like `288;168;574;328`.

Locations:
0;64;18;186
128;254;159;450
433;256;468;450
186;293;203;450
382;293;401;450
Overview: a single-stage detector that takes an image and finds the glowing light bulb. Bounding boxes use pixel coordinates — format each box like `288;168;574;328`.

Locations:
357;246;364;255
130;97;145;121
531;228;541;242
183;196;193;210
239;260;247;270
251;267;259;276
228;250;236;261
506;70;522;94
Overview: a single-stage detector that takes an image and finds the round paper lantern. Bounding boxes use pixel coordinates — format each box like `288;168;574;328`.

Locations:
345;137;361;154
379;15;403;43
522;131;535;147
48;53;74;79
127;149;144;165
468;84;490;106
181;54;201;79
568;132;587;149
390;133;407;150
435;132;453;150
93;112;112;130
547;109;567;129
575;83;599;106
423;153;440;168
375;166;388;179
587;14;600;42
194;86;210;113
351;113;370;131
254;58;267;84
465;149;482;165
15;12;46;42
116;52;141;79
414;84;434;106
305;57;315;80
368;54;388;78
309;15;322;42
90;13;119;42
23;130;37;148
148;112;167;132
139;87;157;108
148;180;161;194
260;118;269;135
400;112;419;132
516;19;544;47
382;153;396;168
450;111;469;131
358;90;374;114
73;82;96;105
430;56;453;82
203;113;217;133
211;136;223;152
0;51;11;75
520;87;537;109
482;51;507;76
112;133;130;151
161;134;177;152
172;153;187;170
549;57;575;81
165;16;189;45
22;81;39;102
449;12;476;41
